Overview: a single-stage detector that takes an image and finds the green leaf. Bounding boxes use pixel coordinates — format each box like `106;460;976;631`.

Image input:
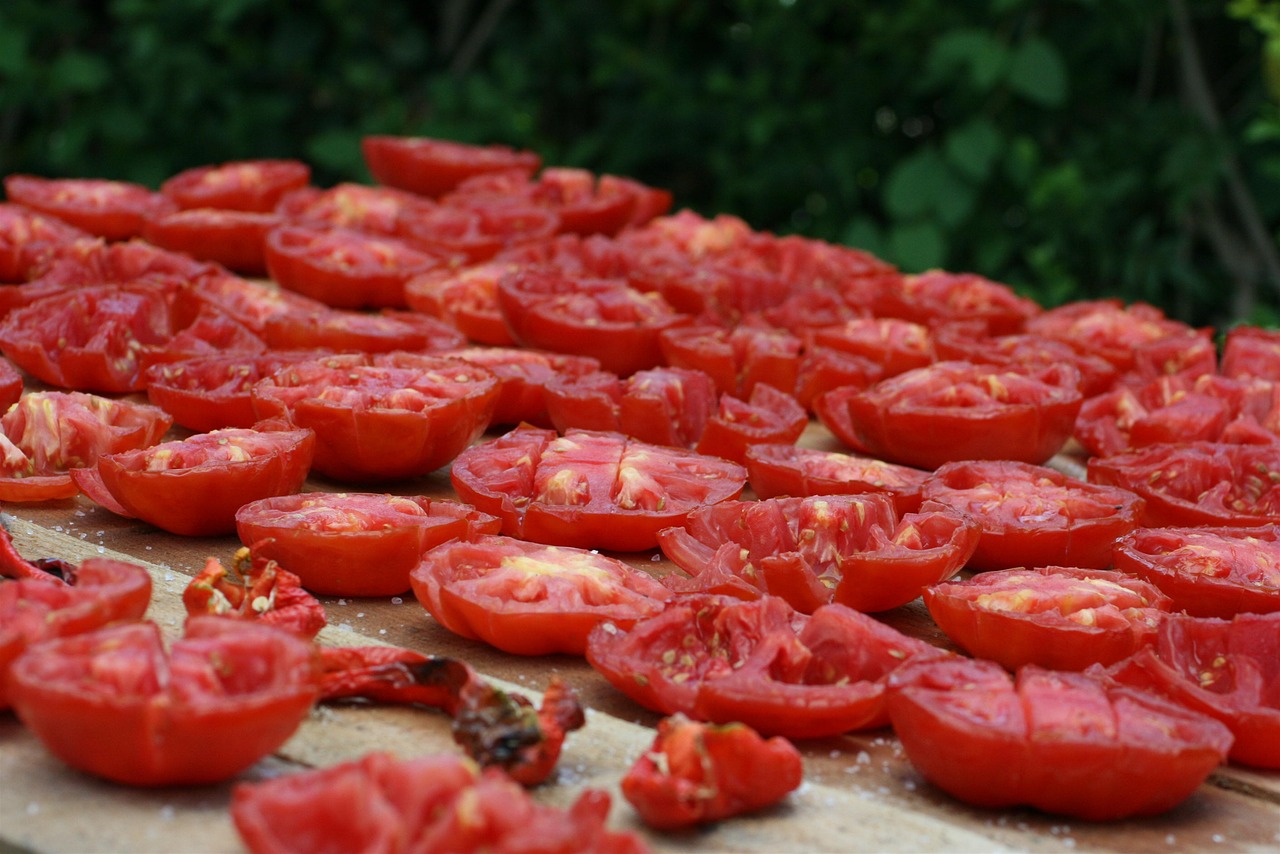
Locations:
944;117;1003;182
50;51;110;95
925;28;1008;91
841;216;886;259
1006;37;1067;106
883;149;948;219
888;220;948;272
0;29;29;77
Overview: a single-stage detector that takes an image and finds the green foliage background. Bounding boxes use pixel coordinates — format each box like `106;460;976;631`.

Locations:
2;0;1278;327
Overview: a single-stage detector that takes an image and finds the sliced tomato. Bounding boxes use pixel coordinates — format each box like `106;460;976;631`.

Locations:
807;317;935;378
409;534;670;655
404;261;520;346
0;202;90;282
694;382;808;464
0;356;22;413
1221;325;1280;380
183;546;326;639
920;460;1145;571
3;174;174;241
237;493;500;597
885;657;1233;820
362;135;542;197
793;345;884;411
141;207;281;275
1111;525;1280;617
871;270;1040;335
275;182;433;234
397;200;560;262
261;307;465;353
174;272;329;334
744;443;928;515
161;159;311;212
931;325;1120;398
1025;298;1202;373
658;325;803;398
544;366;718;448
8;617;318;786
441;347;601;427
71;424;315;536
251;352;498;483
447;167;640;236
449;425;747;552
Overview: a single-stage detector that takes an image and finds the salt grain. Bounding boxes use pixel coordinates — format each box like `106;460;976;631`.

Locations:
26;802;39;815
391;597;403;605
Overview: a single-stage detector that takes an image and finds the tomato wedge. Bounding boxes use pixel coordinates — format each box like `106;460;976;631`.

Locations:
694;381;808;464
261;307;465;353
0;202;90;283
744;443;928;515
449;425;747;552
410;535;670;655
361;135;542;197
544;366;718;448
160;158;311;212
3;174;174;241
404;261;520;346
8;617;318;786
441;347;601;427
237;493;500;597
141;207;281;275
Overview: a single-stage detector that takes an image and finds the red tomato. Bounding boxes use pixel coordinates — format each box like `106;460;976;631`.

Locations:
658;325;802;398
161;159;311;212
1025;298;1201;373
1111;525;1280;617
544;366;718;448
261;307;465;353
1088;441;1280;527
694;382;808;464
3;174;175;241
251;352;498;483
744;443;928;515
8;617;318;786
404;261;519;346
496;268;689;377
231;752;647;854
586;594;940;738
931;325;1120;398
621;714;803;829
807;317;935;378
1221;325;1280;380
450;425;747;552
1102;611;1280;768
793;345;884;410
658;494;979;614
71;424;315;536
141;207;281;275
362;135;542;197
397;200;560;262
184;546;327;639
264;224;460;310
236;493;500;597
838;361;1083;469
441;347;601;427
0;356;22;413
885;657;1233;820
275;182;433;234
409;534;670;655
924;566;1172;671
920;460;1145;571
0;202;90;282
871;270;1041;335
0;391;172;502
447;167;641;236
144;351;326;433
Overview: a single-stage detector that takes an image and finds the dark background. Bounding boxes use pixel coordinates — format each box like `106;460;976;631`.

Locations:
2;0;1278;327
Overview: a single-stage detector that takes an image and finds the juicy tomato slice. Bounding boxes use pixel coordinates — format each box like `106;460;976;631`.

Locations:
586;594;939;738
8;617;318;786
544;366;718;448
71;424;316;536
141;207;281;275
450;425;747;552
920;459;1145;571
409;534;670;655
1102;611;1280;768
448;167;639;237
1221;325;1280;380
3;174;175;241
840;360;1083;469
397;200;561;263
184;546;327;639
160;158;311;212
931;325;1120;398
231;752;645;854
658;494;979;614
497;268;689;377
744;443;928;515
404;261;520;346
793;345;884;411
361;135;542;198
262;307;465;353
620;714;803;830
658;325;803;399
1111;525;1280;617
871;270;1041;336
0;356;22;412
885;657;1233;820
923;566;1172;671
236;492;500;598
251;352;499;483
0;202;90;282
276;181;436;235
174;272;329;334
1088;441;1280;527
808;317;935;378
694;381;808;464
264;224;461;310
441;347;601;427
1025;298;1202;373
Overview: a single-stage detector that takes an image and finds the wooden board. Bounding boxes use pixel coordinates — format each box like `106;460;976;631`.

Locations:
2;427;1279;853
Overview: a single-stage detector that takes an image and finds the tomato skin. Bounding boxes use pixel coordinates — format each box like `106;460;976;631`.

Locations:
744;443;928;515
694;382;808;464
885;657;1233;820
841;361;1083;469
72;424;316;536
362;135;542;197
0;357;22;414
620;714;803;830
261;307;465;353
144;351;326;433
1088;441;1280;527
924;566;1173;671
449;425;748;552
872;270;1041;336
658;325;803;399
237;493;500;597
920;460;1145;571
141;207;280;275
1221;325;1280;380
1025;299;1201;373
404;261;520;346
160;159;311;212
3;175;175;241
1111;525;1280;617
9;617;318;786
0;202;90;282
409;535;670;655
544;366;719;448
252;352;499;483
441;347;601;427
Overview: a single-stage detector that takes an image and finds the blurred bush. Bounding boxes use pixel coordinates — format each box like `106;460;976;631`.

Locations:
1;0;1277;326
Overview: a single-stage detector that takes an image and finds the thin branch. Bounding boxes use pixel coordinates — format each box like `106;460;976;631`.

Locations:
449;0;517;78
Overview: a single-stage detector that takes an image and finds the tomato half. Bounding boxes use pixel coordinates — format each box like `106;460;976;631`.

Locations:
924;566;1172;672
744;443;928;515
0;356;22;413
1221;325;1280;380
1088;441;1280;527
871;270;1041;336
544;366;718;448
0;202;89;283
885;657;1232;820
441;347;601;427
404;261;520;346
449;425;747;552
920;460;1146;571
658;325;803;398
1025;298;1201;373
251;352;498;483
807;317;935;378
361;135;542;197
694;381;808;464
261;307;465;353
237;493;500;597
141;207;281;275
8;617;318;786
160;158;311;212
409;534;670;655
931;326;1120;398
3;174;174;241
71;424;315;536
838;360;1083;469
1111;525;1280;617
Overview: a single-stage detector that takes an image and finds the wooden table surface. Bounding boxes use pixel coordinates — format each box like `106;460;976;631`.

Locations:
1;422;1278;854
